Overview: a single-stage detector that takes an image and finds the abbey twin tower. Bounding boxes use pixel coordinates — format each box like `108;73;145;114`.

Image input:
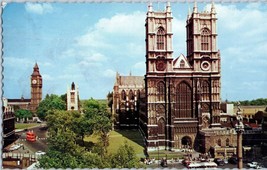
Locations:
113;3;237;155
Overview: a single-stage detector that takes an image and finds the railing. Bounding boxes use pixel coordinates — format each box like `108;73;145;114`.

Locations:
3;152;38;162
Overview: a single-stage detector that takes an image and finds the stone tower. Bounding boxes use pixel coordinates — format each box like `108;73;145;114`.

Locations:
30;63;42;113
186;2;221;128
67;82;79;111
141;2;224;152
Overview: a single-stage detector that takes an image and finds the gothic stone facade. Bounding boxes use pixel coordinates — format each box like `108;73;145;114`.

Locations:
113;72;145;128
140;3;237;153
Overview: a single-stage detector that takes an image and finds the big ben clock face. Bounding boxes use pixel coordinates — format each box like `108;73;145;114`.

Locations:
156;60;166;71
32;79;37;84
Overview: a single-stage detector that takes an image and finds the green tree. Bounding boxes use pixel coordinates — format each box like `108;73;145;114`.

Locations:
15;109;32;121
38;109;110;169
36;94;66;120
107;91;113;112
110;141;143;168
82;98;112;156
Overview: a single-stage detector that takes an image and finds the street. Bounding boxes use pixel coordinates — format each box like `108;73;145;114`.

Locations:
8;124;48;154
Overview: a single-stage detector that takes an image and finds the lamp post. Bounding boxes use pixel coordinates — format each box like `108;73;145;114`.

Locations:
157;114;159;168
235;102;244;169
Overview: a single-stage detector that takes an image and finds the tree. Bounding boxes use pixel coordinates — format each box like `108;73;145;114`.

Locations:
107;91;113;112
92;114;112;157
38;109;110;169
36;94;66;120
15;109;32;121
109;141;143;168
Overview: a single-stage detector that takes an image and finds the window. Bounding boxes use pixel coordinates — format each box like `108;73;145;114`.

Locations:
226;138;230;146
176;82;192;118
180;60;185;68
157;81;165;101
70;92;75;103
157;27;165;50
202;81;210;101
158;118;165;134
129;90;134;100
217;139;221;146
121;90;126;100
201;28;210;51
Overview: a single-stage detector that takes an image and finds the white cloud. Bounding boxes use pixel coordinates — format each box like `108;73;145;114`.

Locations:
95;11;145;36
4;57;33;68
103;69;116;78
75;11;145;49
133;61;145;70
42;74;54;81
25;3;53;15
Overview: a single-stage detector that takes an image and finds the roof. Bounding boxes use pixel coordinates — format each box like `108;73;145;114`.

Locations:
8;98;31;103
119;76;145;86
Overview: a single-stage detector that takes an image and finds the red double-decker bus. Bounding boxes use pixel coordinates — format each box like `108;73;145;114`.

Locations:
26;131;36;142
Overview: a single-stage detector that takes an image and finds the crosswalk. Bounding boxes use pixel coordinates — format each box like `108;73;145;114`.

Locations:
18;138;47;142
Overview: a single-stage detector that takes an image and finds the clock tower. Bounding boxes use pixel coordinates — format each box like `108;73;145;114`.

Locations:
30;63;42;113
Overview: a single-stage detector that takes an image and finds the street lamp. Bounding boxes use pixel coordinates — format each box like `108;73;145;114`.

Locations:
157;113;159;168
235;102;244;169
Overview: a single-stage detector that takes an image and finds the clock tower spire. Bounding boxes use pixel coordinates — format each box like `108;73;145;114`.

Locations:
30;62;42;113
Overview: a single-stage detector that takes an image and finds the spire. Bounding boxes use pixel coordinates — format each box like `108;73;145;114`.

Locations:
166;2;171;12
148;2;153;12
34;62;39;69
32;62;40;76
193;1;198;13
187;5;191;19
211;1;216;14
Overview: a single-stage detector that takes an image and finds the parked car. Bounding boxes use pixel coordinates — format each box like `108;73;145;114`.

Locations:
214;158;225;166
35;151;46;156
228;157;238;164
247;162;258;168
9;143;23;151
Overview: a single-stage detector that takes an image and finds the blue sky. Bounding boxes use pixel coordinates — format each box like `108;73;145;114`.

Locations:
2;2;267;101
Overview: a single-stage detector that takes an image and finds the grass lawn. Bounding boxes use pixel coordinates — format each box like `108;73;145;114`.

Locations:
84;129;145;158
148;150;185;160
15;123;39;129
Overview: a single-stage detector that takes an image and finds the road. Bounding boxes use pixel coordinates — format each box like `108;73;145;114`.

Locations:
12;124;48;154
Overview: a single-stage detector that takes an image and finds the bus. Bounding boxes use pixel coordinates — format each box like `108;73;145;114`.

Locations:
26;131;36;142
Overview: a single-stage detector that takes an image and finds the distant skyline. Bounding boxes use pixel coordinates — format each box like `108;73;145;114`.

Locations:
2;2;267;101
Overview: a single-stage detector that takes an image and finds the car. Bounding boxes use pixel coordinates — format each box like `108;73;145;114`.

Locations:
247;162;258;168
9;143;23;151
228;157;238;164
35;151;46;156
37;120;42;123
214;158;225;166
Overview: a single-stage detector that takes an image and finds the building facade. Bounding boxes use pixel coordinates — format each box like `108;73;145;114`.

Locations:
140;3;237;153
112;72;145;128
67;82;79;111
3;99;16;147
6;63;42;114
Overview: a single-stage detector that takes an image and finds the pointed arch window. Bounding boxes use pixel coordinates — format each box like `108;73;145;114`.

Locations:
129;90;134;101
226;138;230;146
158;118;165;134
121;90;126;101
176;82;192;118
202;80;210;101
180;60;185;68
157;27;165;50
157;81;165;101
217;139;221;146
201;28;210;51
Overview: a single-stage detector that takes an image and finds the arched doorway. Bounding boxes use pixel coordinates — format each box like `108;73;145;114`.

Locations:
181;136;192;149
